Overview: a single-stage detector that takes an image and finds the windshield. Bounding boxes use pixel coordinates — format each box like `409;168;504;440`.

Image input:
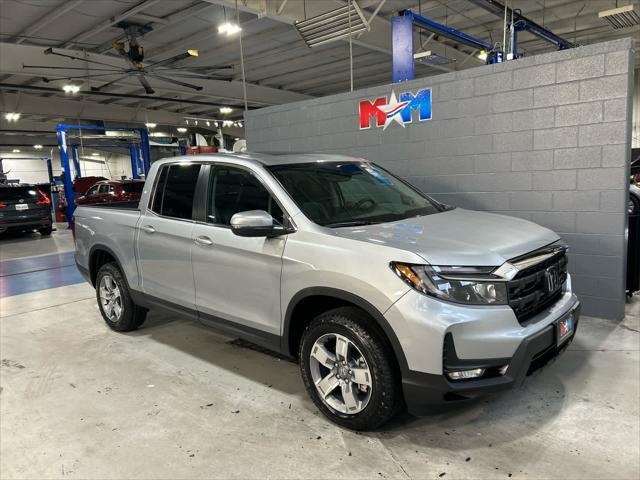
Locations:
267;161;444;227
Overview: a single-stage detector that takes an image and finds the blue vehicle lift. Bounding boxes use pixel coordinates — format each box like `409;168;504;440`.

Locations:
56;124;151;227
69;143;144;179
392;3;574;83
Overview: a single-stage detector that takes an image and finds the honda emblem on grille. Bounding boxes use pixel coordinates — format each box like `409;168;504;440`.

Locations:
544;265;560;293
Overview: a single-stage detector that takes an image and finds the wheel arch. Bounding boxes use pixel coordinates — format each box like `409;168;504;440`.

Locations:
282;287;409;374
88;244;125;287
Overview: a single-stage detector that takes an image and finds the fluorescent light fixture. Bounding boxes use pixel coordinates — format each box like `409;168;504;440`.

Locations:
206;121;210;127
599;4;640;28
34;144;43;149
62;84;80;94
477;50;488;61
177;127;188;133
223;120;233;127
12;148;20;153
91;152;99;156
218;22;242;35
219;106;233;114
237;121;243;128
4;112;20;121
145;122;157;128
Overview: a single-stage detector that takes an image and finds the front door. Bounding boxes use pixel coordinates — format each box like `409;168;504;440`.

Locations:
136;162;202;309
191;164;287;340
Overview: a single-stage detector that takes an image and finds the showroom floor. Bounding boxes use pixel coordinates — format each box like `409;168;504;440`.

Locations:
1;227;639;480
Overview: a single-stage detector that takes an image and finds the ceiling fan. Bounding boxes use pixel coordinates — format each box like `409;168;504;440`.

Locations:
22;22;233;94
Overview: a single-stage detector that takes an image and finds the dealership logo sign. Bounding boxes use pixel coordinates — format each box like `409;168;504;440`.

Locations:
359;88;432;130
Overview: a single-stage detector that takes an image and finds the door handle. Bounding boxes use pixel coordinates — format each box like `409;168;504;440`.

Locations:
141;225;156;234
194;235;213;246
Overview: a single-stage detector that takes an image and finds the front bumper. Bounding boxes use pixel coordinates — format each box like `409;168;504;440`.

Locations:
401;301;580;414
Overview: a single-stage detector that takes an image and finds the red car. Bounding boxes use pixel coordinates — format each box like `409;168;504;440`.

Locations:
76;180;144;205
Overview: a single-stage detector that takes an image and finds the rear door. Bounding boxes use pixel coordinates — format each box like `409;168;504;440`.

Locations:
191;164;287;340
136;163;203;309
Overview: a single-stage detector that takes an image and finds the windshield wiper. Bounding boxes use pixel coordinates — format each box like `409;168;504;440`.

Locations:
325;220;382;228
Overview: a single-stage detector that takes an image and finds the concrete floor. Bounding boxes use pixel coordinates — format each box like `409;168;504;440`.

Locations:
1;227;639;479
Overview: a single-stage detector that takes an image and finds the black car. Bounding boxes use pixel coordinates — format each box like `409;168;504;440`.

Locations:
0;184;53;236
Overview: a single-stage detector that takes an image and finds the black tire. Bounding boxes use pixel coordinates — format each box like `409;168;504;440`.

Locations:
299;307;402;430
95;262;146;332
39;226;52;236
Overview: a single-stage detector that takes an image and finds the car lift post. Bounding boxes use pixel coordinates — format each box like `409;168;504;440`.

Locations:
392;9;493;83
56;124;151;228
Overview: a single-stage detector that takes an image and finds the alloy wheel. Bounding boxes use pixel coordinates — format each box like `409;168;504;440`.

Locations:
309;333;373;415
99;274;123;322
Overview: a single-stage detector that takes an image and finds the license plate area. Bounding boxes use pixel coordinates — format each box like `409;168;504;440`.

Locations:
15;204;28;211
556;312;575;346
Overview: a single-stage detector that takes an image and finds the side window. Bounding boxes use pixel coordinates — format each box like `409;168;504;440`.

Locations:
86;185;99;196
98;184;111;194
150;163;201;219
151;166;168;214
108;185;115;193
208;166;283;226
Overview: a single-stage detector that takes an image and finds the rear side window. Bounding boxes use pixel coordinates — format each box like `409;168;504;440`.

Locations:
150;164;201;219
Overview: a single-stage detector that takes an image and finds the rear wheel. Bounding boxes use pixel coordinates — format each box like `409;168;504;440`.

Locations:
95;262;146;332
299;307;402;430
39;226;52;236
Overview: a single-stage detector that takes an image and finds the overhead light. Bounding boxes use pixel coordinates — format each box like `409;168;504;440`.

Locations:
34;144;43;150
4;112;20;122
91;152;99;156
145;122;157;128
234;137;240;141
220;106;233;114
223;120;233;127
206;121;210;127
237;121;243;128
477;50;488;61
12;148;20;153
194;120;198;126
62;84;80;94
599;4;640;29
187;49;199;57
218;22;242;35
150;131;169;137
177;127;188;133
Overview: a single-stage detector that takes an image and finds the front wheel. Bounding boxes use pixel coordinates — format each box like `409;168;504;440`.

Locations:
39;226;52;236
299;307;402;430
95;262;146;332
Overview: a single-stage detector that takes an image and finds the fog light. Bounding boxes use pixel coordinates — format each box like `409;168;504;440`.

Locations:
447;368;485;380
498;365;509;375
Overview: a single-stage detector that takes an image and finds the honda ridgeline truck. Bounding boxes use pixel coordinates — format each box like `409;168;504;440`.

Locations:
74;153;580;430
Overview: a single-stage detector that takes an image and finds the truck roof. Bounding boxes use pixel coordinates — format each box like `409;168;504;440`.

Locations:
155;152;369;167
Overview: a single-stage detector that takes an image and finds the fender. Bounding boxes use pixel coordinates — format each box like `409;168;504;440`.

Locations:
87;244;128;287
282;287;410;374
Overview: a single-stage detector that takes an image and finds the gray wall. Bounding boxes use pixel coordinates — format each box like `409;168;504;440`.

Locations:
246;38;635;320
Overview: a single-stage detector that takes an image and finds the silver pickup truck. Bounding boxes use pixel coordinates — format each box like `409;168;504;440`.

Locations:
74;153;580;430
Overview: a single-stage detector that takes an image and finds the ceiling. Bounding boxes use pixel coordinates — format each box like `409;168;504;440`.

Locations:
0;0;638;134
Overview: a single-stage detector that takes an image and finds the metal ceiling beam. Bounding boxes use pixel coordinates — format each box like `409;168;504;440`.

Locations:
62;0;161;49
13;0;85;45
131;12;170;25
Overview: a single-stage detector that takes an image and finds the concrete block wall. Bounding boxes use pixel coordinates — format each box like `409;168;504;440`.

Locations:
246;38;635;320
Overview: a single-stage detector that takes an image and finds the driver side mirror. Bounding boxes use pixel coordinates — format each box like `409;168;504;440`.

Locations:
230;210;290;237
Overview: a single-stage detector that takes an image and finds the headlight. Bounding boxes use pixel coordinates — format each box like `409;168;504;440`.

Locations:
390;262;508;305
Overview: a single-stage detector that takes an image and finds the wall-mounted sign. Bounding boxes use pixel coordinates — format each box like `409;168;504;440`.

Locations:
359;88;432;130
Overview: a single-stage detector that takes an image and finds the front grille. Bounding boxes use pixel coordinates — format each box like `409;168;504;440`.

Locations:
507;250;567;323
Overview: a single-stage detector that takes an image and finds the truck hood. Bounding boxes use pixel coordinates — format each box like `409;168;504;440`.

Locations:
333;208;559;266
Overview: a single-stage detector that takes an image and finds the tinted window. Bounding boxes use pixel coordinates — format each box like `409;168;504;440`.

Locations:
122;182;144;193
151;164;201;219
268;162;442;227
0;187;39;202
98;184;111;194
208;166;283;226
